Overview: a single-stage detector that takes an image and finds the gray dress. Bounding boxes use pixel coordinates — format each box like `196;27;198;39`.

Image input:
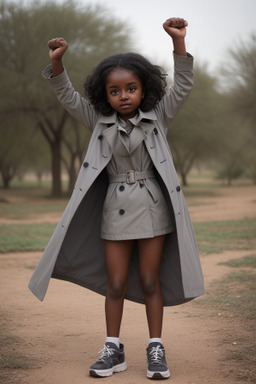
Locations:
101;117;173;240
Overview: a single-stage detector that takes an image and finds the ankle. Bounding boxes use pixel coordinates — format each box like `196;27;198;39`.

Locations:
149;337;163;345
106;337;120;348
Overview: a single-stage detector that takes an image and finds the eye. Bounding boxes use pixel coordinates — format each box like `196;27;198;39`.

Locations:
128;87;136;93
110;90;119;96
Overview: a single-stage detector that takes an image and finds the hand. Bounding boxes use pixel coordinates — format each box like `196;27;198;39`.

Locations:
48;37;68;61
163;18;188;39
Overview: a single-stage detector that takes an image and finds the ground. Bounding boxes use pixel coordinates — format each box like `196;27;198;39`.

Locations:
0;182;256;384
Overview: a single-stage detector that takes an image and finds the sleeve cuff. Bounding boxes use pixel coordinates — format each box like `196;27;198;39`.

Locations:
173;52;193;71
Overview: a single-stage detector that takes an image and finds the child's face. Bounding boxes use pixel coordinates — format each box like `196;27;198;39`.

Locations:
105;67;144;121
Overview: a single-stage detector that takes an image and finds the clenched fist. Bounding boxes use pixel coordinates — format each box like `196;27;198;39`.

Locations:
163;18;188;39
48;37;68;61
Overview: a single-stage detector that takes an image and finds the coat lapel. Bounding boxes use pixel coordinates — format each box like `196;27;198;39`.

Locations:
128;120;155;154
102;123;119;150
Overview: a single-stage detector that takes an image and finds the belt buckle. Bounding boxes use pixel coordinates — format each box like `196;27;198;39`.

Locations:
126;170;136;184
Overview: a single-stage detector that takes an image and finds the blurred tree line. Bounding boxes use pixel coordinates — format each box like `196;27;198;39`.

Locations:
0;1;255;196
168;34;256;186
0;0;131;196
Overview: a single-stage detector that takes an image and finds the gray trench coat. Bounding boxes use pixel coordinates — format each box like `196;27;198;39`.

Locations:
28;53;205;305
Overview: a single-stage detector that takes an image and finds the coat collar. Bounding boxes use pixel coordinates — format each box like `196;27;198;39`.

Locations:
100;109;157;153
98;109;157;125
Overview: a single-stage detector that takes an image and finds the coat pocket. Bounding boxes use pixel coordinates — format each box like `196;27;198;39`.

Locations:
103;183;118;210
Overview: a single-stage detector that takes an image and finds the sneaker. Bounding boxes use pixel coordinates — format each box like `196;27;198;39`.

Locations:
146;342;170;379
89;342;127;377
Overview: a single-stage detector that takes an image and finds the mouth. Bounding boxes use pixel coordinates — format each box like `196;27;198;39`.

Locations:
120;104;131;108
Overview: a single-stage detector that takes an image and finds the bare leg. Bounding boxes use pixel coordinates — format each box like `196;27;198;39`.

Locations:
137;235;166;338
104;239;134;337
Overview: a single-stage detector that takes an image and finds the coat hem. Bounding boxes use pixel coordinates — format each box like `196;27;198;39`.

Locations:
101;226;173;240
51;274;203;307
28;282;46;302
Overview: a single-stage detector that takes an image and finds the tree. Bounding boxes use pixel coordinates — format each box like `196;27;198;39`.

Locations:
212;103;248;185
0;0;132;195
167;64;221;186
0;113;29;188
0;111;50;188
61;119;90;196
217;34;256;184
219;34;256;127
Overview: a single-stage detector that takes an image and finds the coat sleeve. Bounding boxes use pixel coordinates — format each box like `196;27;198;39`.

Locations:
42;65;98;131
156;53;194;133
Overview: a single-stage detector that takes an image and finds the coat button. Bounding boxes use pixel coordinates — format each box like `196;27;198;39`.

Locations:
176;186;181;192
98;135;103;140
153;128;158;135
119;209;125;215
83;161;89;168
119;185;125;192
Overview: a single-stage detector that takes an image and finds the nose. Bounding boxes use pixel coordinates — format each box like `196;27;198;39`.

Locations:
120;90;128;100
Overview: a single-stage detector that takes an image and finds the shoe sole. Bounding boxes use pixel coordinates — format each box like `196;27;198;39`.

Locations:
90;361;127;377
147;369;170;380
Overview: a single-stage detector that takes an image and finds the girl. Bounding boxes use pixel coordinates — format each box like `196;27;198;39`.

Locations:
29;17;204;380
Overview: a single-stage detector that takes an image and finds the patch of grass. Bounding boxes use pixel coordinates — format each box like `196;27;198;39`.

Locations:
0;196;9;203
226;343;256;383
0;178;69;192
0;323;29;371
0;223;56;252
0;201;66;221
218;254;256;268
0;350;29;369
194;218;256;254
187;201;215;207
220;269;256;287
24;265;36;270
196;268;256;382
3;179;52;190
184;189;219;198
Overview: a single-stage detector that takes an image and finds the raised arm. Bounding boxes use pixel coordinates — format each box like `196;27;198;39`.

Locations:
48;37;69;77
162;17;187;56
43;37;97;130
155;18;193;129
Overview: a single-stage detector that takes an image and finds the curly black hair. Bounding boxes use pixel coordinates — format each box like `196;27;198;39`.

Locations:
84;52;167;116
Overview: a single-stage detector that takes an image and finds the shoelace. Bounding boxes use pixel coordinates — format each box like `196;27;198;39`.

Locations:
98;345;114;362
149;345;164;364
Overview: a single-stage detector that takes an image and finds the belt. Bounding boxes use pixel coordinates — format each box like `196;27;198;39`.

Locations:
108;170;155;184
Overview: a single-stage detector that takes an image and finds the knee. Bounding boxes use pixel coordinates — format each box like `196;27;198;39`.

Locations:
107;279;127;301
140;275;160;298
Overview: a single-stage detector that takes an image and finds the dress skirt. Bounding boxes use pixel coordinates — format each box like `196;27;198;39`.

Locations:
101;121;174;240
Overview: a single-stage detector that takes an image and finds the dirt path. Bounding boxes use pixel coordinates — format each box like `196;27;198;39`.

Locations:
1;184;256;384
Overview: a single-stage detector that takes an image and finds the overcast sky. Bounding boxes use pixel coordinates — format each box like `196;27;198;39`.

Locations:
14;0;256;72
88;0;256;72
